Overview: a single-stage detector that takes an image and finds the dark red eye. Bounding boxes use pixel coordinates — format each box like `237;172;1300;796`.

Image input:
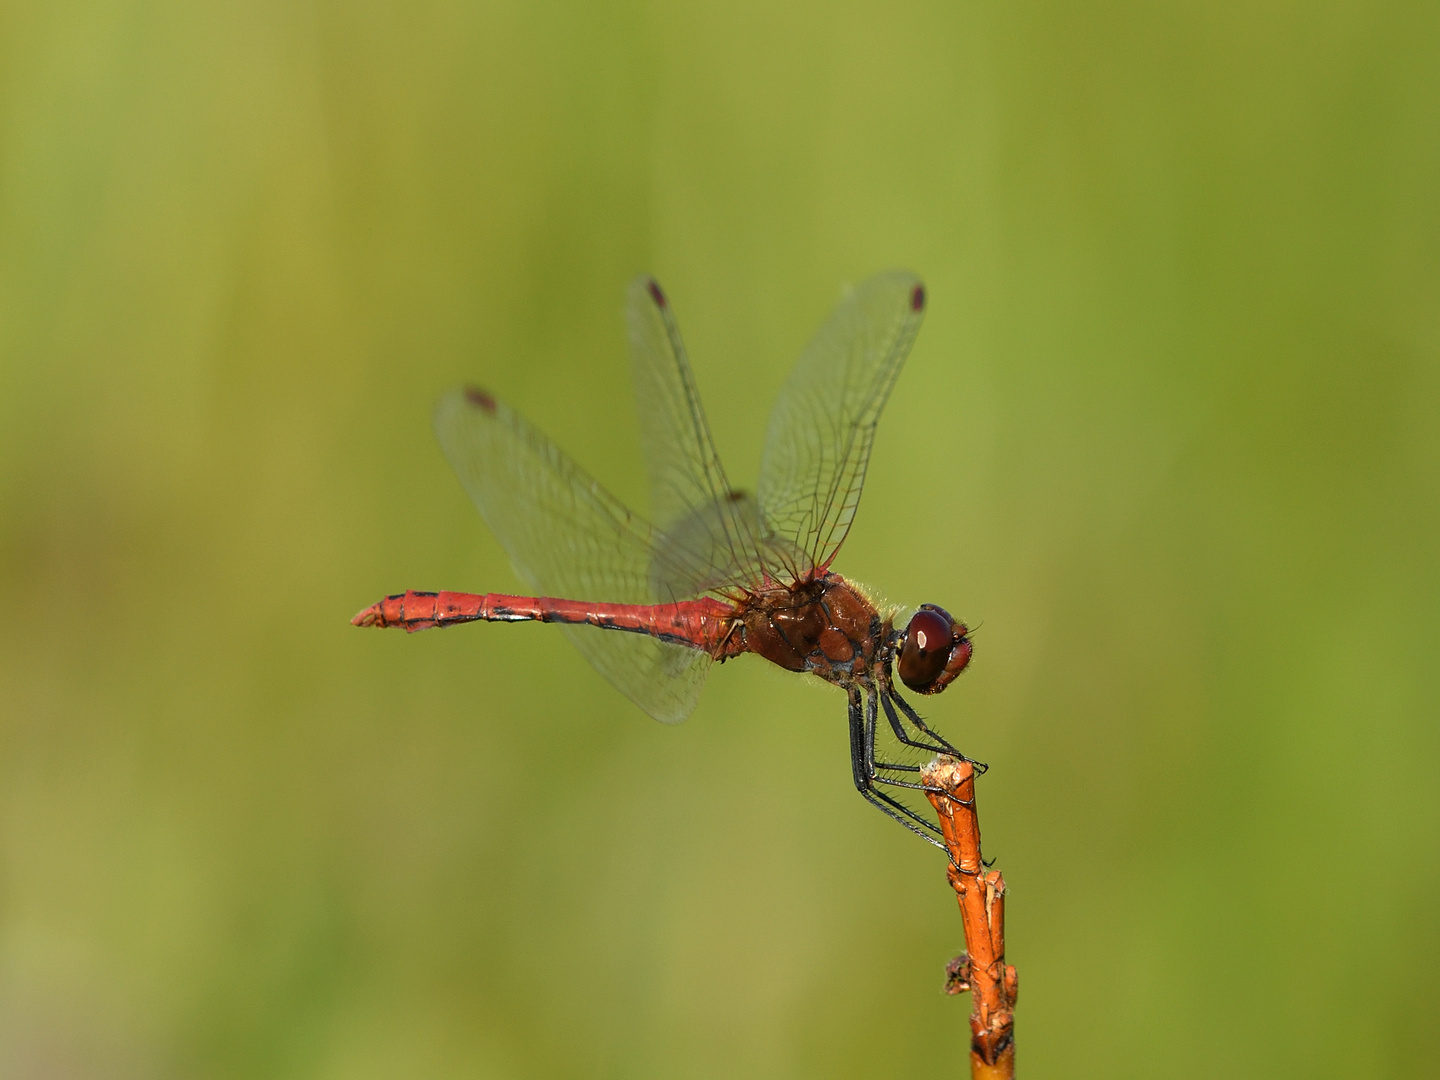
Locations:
898;608;953;692
897;604;972;694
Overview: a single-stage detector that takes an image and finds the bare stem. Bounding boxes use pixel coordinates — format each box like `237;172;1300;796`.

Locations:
922;756;1017;1078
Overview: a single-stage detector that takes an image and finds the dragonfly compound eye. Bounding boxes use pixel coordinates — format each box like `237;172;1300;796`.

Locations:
898;605;973;694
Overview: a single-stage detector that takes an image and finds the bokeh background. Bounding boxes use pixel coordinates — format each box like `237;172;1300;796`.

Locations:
2;1;1437;1077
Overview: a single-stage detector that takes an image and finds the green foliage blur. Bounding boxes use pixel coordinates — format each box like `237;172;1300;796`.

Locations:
2;2;1437;1076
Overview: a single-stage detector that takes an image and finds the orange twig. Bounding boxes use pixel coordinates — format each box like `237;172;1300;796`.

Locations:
922;756;1017;1079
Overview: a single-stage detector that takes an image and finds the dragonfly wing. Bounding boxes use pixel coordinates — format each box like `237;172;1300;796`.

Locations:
651;489;808;596
628;277;767;597
433;386;712;723
556;625;713;725
756;271;927;576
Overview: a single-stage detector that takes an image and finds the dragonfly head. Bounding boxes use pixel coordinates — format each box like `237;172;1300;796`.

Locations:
896;604;972;695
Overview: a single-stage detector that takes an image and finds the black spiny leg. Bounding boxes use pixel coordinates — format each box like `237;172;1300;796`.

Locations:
879;691;951;757
886;687;988;776
847;688;946;849
869;691;938;793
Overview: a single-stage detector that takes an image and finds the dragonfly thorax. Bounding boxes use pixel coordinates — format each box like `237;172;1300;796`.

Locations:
733;573;885;687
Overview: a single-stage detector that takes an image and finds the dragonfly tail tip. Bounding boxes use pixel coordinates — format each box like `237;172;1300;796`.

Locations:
351;604;382;627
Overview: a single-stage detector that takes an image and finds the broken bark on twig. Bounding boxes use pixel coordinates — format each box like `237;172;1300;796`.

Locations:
922;756;1017;1079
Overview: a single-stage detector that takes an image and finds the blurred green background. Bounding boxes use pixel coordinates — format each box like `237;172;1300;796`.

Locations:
2;1;1437;1076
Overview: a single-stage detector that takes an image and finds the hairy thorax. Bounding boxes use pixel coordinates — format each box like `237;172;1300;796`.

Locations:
730;573;886;686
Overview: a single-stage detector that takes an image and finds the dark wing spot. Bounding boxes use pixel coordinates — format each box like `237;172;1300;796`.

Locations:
727;489;748;501
911;284;926;312
464;386;497;412
646;279;667;308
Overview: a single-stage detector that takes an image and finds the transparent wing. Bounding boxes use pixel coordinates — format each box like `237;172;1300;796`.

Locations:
627;277;768;598
433;386;712;723
552;624;713;725
756;271;927;576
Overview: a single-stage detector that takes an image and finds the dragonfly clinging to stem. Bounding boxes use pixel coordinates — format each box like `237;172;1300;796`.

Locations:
353;272;981;849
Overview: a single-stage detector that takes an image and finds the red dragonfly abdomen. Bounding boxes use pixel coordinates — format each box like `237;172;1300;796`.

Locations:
352;590;738;655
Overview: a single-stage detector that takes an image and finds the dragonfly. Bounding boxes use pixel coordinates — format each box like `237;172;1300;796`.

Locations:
353;271;978;849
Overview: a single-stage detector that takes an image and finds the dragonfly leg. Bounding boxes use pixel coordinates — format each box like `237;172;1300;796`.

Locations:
886;688;988;776
866;688;947;794
879;690;953;757
848;689;946;849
